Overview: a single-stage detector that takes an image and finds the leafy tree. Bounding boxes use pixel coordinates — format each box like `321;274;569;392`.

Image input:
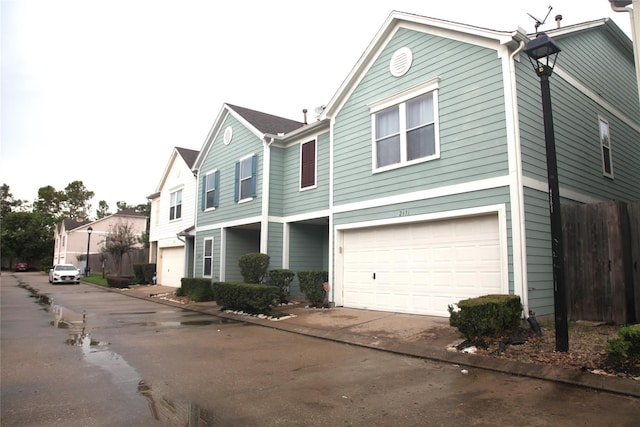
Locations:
102;221;139;277
0;184;24;219
62;180;94;220
96;200;111;219
32;185;65;219
1;211;55;265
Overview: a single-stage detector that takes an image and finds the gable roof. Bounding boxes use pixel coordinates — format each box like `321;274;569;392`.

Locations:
226;104;304;135
193;103;305;171
152;146;200;195
176;147;200;169
59;218;91;233
320;10;526;119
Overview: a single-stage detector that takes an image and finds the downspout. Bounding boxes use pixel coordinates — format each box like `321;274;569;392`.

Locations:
611;0;640;106
508;40;531;318
260;137;275;254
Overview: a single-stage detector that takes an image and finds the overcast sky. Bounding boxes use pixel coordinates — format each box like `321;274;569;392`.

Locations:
1;0;633;216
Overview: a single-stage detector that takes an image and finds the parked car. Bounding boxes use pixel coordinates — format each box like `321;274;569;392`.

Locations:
15;262;28;272
49;264;81;284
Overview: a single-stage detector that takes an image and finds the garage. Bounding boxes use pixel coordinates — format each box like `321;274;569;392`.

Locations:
158;246;185;288
341;214;502;317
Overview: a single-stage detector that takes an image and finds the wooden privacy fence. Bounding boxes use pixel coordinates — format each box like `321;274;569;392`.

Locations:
562;200;640;324
86;248;150;278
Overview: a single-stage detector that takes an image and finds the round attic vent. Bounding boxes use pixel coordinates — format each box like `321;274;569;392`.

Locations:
223;126;233;145
390;47;413;77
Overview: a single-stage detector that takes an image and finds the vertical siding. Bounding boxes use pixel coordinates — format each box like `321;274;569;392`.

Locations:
333;28;509;206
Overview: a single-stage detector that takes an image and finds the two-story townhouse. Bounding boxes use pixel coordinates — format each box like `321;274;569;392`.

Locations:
148;147;199;287
322;12;638;317
192;104;332;289
191;11;639;318
53;209;148;275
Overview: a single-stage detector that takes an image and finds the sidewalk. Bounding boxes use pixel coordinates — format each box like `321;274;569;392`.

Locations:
114;284;639;398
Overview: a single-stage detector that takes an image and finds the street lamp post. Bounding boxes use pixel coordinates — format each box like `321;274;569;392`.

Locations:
524;32;569;352
85;226;93;277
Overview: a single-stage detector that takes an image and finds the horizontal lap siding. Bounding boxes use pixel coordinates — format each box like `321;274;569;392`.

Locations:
266;222;283;270
279;131;330;216
523;187;554;316
194;229;220;280
555;30;639;120
517;34;640;203
197;115;263;228
333;28;509;206
269;148;285;217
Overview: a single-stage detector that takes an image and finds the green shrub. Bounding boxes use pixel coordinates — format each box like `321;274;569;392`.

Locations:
298;270;329;307
606;324;640;371
238;253;270;284
268;269;295;303
132;263;157;284
212;281;279;314
448;294;523;339
179;278;214;302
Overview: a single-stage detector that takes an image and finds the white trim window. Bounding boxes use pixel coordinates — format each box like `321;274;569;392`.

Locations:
371;83;439;172
203;170;219;210
169;189;182;221
599;116;613;178
235;154;257;202
203;238;213;277
300;139;316;190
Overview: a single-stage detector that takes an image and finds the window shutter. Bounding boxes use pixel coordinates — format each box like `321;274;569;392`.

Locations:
213;170;220;208
251;155;257;197
301;140;316;188
201;175;206;211
234;161;240;202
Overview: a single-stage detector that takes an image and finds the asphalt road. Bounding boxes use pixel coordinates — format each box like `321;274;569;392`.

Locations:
2;272;639;426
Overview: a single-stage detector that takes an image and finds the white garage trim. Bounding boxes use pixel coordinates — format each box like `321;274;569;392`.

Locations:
334;205;508;316
158;247;185;288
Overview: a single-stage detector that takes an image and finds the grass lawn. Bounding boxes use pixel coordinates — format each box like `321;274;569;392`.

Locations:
81;273;108;287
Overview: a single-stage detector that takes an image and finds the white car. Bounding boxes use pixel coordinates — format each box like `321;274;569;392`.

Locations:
49;264;81;284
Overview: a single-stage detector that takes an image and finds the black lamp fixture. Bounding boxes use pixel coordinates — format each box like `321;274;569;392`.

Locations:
85;226;93;277
524;32;569;352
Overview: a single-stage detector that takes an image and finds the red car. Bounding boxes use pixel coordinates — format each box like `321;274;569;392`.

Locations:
15;262;28;272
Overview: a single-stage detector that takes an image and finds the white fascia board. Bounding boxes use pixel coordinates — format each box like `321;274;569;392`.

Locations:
521;176;606;204
195;215;263;233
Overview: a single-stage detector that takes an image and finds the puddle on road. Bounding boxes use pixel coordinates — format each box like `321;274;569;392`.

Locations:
18;283;217;425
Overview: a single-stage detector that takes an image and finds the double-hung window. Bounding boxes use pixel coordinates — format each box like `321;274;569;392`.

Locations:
599;117;613;178
300;140;316;189
235;154;257;202
203;238;213;277
203;170;219;210
371;81;439;171
169;189;182;220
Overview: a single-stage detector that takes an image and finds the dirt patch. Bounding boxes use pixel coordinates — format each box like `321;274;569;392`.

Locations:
457;320;639;379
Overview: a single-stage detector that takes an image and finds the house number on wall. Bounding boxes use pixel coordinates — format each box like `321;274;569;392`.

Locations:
399;210;410;217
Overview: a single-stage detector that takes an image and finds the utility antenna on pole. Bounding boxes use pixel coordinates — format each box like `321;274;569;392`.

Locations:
528;5;553;33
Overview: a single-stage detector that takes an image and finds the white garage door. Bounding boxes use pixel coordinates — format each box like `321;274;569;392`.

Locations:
158;247;185;288
342;214;501;317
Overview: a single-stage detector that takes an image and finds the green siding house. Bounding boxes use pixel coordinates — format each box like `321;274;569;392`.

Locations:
190;11;639;318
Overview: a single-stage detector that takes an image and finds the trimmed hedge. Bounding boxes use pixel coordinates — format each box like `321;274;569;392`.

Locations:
298;270;329;307
179;278;214;302
268;269;295;303
448;294;523;339
212;281;279;314
238;253;270;284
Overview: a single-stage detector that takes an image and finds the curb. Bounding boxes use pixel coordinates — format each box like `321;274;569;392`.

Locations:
87;282;640;398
